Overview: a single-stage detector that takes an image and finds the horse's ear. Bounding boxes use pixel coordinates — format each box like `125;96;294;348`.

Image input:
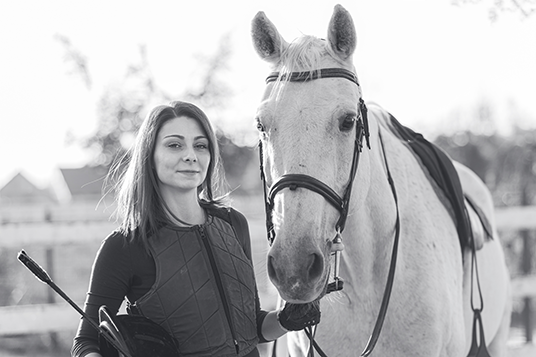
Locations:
327;5;357;61
251;11;288;64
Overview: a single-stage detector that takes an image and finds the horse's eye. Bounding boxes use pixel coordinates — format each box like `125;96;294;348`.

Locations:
256;119;266;132
339;115;356;132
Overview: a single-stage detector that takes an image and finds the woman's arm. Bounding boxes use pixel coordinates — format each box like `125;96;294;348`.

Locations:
228;209;288;341
71;231;153;357
260;310;288;341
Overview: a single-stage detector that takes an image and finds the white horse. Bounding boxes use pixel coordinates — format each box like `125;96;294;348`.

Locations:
251;5;511;357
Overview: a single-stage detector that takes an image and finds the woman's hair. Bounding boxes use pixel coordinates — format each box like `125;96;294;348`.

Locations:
108;101;228;250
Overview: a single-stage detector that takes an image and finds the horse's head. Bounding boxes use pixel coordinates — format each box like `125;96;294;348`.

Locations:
252;5;370;303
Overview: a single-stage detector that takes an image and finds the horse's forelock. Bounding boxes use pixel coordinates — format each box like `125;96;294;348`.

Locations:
280;35;331;78
280;36;322;72
268;35;335;99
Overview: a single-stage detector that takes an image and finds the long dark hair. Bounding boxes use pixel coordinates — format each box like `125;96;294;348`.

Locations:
108;101;228;251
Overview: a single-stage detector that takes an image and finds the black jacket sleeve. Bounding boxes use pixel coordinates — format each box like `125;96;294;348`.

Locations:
71;231;155;357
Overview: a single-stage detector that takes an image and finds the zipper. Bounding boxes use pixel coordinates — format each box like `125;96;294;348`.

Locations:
198;226;240;355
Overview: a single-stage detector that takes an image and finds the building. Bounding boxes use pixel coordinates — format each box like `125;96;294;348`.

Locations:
0;166;112;224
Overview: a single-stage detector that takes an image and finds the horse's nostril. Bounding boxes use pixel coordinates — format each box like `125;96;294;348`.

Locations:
307;253;324;281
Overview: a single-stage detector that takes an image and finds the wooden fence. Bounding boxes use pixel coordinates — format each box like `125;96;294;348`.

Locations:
0;203;535;340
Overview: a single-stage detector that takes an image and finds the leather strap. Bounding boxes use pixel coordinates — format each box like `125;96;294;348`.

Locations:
266;68;359;86
359;129;400;356
268;174;343;212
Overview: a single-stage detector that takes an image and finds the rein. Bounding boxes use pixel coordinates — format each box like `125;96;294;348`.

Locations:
259;68;401;356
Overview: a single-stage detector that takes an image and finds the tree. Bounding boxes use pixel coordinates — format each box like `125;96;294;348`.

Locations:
434;128;536;207
54;34;92;90
82;44;166;167
56;33;256;193
452;0;536;21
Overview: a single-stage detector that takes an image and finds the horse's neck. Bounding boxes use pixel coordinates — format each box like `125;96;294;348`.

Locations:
321;113;407;342
318;108;472;356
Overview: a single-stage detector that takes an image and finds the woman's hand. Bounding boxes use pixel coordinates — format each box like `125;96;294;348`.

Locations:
276;301;321;331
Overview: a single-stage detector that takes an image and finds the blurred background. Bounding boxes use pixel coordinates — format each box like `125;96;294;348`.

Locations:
0;0;535;356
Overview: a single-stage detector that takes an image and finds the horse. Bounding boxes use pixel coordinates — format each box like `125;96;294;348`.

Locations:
251;5;511;357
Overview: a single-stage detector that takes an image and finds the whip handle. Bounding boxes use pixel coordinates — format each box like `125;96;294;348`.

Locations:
17;249;51;283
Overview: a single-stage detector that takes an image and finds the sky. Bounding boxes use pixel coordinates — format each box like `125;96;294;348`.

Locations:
0;0;535;189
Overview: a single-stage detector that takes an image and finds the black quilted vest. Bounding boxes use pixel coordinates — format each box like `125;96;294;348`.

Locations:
133;210;259;356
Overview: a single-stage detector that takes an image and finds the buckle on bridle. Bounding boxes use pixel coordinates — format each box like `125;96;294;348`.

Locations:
327;229;345;293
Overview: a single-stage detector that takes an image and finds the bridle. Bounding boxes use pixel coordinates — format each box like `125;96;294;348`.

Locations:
258;68;401;357
259;68;370;292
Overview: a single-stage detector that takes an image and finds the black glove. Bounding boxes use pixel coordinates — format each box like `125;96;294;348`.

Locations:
277;300;321;331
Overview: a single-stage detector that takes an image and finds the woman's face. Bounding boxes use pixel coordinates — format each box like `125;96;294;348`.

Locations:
153;116;211;195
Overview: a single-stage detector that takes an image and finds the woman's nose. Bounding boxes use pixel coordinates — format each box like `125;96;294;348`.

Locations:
183;146;197;162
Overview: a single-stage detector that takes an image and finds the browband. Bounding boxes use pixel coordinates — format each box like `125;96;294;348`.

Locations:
266;67;359;86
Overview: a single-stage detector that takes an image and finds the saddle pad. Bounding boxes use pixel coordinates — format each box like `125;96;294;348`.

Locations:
388;114;492;252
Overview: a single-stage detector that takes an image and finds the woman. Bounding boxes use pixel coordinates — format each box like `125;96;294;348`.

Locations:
71;101;292;357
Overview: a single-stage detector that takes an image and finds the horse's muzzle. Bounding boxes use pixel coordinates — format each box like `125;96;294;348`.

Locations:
267;246;327;303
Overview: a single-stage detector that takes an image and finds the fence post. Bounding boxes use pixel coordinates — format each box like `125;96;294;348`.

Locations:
521;229;533;343
46;248;60;350
45;207;60;350
520;153;534;343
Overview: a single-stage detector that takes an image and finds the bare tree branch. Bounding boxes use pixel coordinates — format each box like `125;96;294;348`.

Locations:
54;33;92;89
452;0;536;20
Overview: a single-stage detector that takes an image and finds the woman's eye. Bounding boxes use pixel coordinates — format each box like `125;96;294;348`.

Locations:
168;142;182;148
195;143;209;150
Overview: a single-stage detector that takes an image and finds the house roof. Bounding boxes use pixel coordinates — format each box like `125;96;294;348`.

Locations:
59;166;109;197
0;172;55;203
